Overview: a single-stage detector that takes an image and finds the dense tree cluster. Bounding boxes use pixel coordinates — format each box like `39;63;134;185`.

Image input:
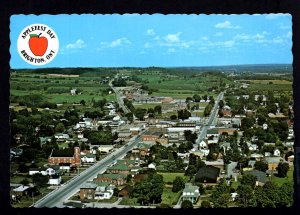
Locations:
132;172;164;205
112;78;127;87
177;109;191;120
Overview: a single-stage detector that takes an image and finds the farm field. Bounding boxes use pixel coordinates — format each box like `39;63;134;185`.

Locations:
10;71;116;110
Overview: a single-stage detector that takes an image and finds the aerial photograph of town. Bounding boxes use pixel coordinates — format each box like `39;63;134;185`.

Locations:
9;14;294;208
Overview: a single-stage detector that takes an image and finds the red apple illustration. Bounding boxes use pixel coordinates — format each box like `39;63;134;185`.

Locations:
29;33;48;56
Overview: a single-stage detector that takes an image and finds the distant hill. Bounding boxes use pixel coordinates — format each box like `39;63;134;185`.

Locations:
11;64;292;76
170;64;292;73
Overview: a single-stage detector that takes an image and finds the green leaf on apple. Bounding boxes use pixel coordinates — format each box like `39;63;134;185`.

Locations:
30;34;39;38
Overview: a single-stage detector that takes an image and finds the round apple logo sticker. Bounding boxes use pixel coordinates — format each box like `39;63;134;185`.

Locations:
17;24;59;66
29;33;48;56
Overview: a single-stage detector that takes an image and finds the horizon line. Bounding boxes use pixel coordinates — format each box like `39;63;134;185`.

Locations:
10;63;293;70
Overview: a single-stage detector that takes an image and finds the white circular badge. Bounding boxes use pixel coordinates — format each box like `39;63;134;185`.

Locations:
17;23;59;66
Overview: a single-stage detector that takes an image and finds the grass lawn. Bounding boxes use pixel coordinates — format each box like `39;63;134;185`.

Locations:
270;166;294;186
158;172;188;183
10;175;32;184
161;188;182;205
231;180;240;190
12;199;33;208
96;196;118;203
119;197;139;206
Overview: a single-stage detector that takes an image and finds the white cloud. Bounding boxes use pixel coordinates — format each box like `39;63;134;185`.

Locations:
262;31;269;35
168;48;176;53
222;40;235;48
215;21;240;29
109;37;131;47
201;36;209;40
254;33;264;40
214;32;223;37
66;39;86;49
272;37;284;44
265;13;291;20
234;34;250;40
100;37;131;49
146;29;155;36
164;32;181;43
279;23;291;29
144;42;152;48
287;31;292;38
234;33;265;42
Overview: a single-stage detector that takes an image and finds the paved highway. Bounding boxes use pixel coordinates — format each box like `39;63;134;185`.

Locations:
109;79;130;114
33;131;146;208
195;92;224;145
109;78;137;120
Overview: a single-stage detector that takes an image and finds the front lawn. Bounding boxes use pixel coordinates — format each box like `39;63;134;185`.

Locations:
158;172;188;183
161;188;181;205
119;197;139;206
270;166;294;186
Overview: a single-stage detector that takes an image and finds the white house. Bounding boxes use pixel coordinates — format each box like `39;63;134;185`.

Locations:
182;183;200;204
248;143;258;151
231;192;238;201
199;140;208;149
70;89;77;95
98;145;114;153
54;133;70;140
113;115;121;121
148;163;156;170
273;149;281;157
48;175;62;185
94;183;115;200
81;154;96;163
109;109;116;116
262;123;268;130
200;148;210;157
29;166;60;176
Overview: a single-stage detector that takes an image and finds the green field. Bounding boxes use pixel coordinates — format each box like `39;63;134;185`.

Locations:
10;72;115;107
249;83;292;92
158;172;188;183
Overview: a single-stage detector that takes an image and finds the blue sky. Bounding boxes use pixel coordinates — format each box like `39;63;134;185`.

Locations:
10;14;292;69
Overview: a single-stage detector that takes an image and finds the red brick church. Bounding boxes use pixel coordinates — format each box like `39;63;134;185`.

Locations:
48;147;81;167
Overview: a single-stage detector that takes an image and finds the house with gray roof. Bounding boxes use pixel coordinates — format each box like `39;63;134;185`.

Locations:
79;182;97;200
182;183;200;204
226;161;238;178
244;170;268;186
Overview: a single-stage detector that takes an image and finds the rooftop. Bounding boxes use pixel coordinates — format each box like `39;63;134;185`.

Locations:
183;183;200;194
107;164;130;171
96;173;127;179
244;170;268;183
51;148;74;157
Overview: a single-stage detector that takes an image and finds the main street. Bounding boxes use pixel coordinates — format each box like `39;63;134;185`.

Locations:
109;79;130;114
195;91;224;145
33;131;147;208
